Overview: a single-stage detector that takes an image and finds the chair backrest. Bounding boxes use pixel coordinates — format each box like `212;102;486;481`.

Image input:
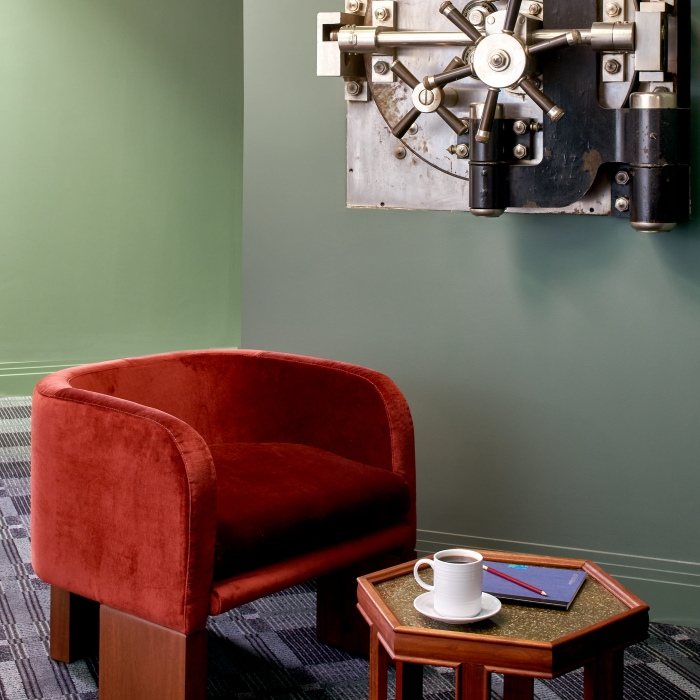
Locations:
62;350;411;475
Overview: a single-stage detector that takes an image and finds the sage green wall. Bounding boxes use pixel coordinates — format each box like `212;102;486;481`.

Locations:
0;0;243;396
243;2;700;625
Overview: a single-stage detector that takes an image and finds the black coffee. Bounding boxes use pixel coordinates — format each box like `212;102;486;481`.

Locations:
439;556;477;564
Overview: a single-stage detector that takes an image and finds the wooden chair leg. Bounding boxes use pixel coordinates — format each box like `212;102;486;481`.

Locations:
317;551;415;657
99;605;207;700
584;650;624;700
503;674;535;699
396;661;424;700
50;585;100;663
456;664;491;700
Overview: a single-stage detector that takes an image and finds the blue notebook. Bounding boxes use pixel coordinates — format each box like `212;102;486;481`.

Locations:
483;561;587;610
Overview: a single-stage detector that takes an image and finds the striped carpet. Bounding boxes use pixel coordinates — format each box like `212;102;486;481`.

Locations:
1;396;700;699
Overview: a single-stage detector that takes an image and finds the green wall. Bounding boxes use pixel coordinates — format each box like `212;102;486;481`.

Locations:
243;2;700;625
0;0;243;395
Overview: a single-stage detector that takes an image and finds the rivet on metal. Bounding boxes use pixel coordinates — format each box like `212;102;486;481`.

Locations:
615;196;630;212
374;61;389;75
395;145;407;159
375;7;390;21
407;124;419;136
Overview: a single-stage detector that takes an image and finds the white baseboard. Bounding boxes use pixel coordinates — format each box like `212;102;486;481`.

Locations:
417;529;700;590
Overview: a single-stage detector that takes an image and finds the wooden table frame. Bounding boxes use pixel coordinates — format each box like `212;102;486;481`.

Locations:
357;551;649;700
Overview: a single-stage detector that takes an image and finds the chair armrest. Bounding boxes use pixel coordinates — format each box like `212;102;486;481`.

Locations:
31;379;217;635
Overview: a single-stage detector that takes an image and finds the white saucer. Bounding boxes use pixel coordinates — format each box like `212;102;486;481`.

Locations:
413;592;502;624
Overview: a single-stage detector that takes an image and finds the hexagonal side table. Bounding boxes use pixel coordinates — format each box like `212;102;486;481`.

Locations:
357;551;650;700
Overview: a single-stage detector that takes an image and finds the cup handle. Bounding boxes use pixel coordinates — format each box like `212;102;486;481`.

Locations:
413;559;435;591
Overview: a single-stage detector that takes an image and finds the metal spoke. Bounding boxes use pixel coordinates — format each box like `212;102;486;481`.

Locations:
475;88;500;143
527;30;582;55
424;64;474;90
392;108;422;139
502;0;522;35
519;78;565;121
439;2;483;43
391;60;421;90
437;106;469;136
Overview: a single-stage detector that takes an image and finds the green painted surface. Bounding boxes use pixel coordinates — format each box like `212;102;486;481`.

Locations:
242;1;700;624
0;0;243;396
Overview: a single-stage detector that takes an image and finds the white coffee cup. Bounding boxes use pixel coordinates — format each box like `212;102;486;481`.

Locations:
413;549;483;618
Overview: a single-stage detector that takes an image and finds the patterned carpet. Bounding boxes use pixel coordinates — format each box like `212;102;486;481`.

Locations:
1;396;700;699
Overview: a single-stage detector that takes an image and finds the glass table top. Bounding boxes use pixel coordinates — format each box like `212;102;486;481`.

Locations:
375;570;629;643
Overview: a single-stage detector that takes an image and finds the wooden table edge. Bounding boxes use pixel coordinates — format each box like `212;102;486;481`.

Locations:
357;549;650;677
582;561;649;608
394;625;554;649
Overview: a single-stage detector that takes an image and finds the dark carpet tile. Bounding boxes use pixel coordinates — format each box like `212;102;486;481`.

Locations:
0;462;31;479
0;397;698;700
277;628;355;667
0;433;31;448
0;405;32;421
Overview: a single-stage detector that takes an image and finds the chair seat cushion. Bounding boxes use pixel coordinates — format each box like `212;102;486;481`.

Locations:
210;442;411;578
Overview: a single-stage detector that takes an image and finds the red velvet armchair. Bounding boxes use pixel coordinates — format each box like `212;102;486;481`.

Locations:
31;350;416;699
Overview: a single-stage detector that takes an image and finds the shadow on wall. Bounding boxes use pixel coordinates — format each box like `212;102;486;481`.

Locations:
648;82;700;293
510;214;628;287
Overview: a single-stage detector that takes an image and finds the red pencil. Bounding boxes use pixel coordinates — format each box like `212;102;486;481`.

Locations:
483;565;548;597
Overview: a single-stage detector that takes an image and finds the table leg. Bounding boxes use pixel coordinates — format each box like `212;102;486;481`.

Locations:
456;664;491;700
503;674;534;699
370;625;389;700
396;662;424;700
584;650;624;700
